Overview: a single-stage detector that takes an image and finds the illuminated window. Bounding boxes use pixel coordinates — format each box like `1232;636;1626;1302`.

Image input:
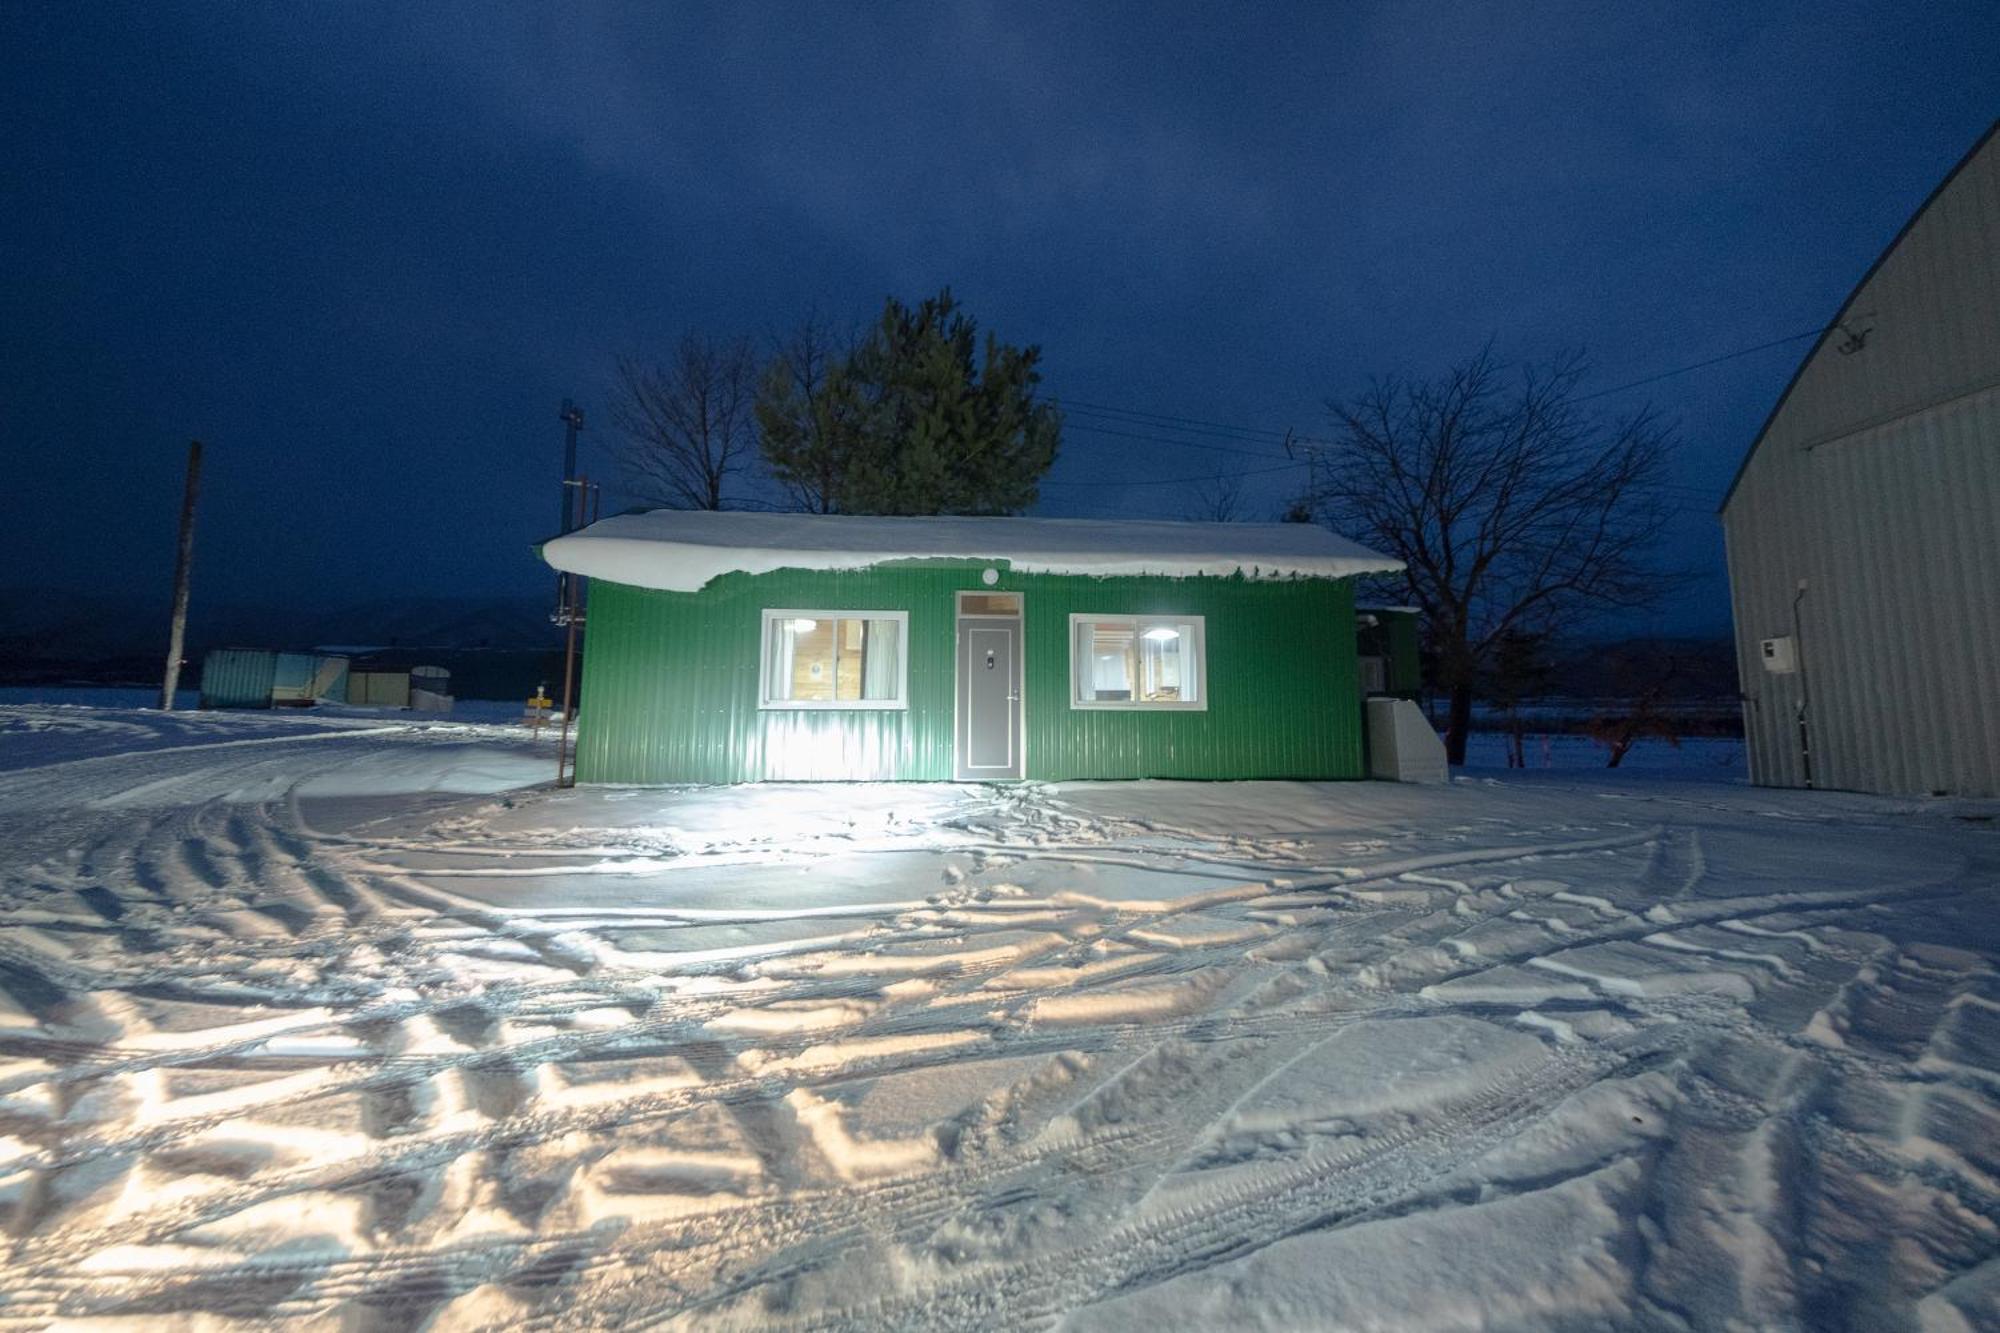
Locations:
1069;614;1206;710
759;610;908;709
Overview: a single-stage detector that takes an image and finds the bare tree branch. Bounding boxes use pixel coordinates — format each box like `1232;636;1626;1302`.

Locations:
610;334;760;511
1179;472;1247;522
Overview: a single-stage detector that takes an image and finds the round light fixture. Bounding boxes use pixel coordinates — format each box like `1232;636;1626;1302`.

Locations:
980;567;1000;586
790;618;817;633
1142;626;1181;642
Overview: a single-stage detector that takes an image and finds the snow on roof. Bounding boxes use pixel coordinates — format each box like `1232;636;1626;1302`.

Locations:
540;510;1402;593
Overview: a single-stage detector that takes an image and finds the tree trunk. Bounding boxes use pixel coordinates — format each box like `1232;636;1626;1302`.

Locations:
1445;683;1473;765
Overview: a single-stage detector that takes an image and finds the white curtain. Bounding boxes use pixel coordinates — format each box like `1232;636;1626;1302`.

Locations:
770;620;796;700
862;619;900;700
1084;623;1134;698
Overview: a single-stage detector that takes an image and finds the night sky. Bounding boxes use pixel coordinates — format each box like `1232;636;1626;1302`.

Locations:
5;2;1997;635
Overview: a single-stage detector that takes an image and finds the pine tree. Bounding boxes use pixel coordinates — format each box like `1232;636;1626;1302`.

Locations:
757;289;1060;515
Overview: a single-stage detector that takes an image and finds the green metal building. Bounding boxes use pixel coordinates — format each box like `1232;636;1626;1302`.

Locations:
541;511;1401;784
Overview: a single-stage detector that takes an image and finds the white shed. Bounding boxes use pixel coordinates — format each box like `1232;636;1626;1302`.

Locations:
1721;120;2000;797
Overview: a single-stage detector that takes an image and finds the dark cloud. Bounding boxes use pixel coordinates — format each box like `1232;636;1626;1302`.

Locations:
5;2;1996;633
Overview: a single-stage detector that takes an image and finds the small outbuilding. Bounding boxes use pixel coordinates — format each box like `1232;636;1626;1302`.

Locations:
1721;119;2000;797
540;511;1402;784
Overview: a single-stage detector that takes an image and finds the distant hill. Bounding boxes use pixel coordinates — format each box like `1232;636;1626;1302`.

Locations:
0;588;561;684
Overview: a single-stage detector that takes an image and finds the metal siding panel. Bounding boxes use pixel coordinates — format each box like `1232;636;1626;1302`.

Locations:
576;567;962;785
315;656;350;703
199;649;278;709
270;653;318;703
1382;612;1423;697
574;568;1366;783
1021;574;1359;781
1729;392;2000;797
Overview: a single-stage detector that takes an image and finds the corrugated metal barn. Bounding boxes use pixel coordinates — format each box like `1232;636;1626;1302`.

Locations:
540;511;1402;784
1722;119;2000;797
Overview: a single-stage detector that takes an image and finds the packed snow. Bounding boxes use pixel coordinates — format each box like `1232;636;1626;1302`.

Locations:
538;510;1402;592
1;701;1996;1329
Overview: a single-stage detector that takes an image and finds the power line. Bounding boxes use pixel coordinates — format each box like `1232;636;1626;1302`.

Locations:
1059;406;1297;447
1048;322;1825;459
1040;460;1307;489
1039;322;1826;496
1052;397;1294;441
1573;326;1824;403
1059;420;1293;461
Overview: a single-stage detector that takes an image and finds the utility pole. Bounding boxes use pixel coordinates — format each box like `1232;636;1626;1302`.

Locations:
557;399;584;533
159;440;203;710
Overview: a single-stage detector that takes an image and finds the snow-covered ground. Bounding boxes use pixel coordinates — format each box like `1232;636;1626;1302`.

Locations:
1;703;1996;1329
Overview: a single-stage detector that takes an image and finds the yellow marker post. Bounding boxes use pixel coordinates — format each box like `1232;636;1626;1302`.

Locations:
524;686;554;737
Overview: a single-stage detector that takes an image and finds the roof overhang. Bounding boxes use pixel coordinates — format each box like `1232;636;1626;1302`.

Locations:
540;510;1403;594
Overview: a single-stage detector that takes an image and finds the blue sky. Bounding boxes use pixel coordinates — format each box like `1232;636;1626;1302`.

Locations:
4;2;1996;633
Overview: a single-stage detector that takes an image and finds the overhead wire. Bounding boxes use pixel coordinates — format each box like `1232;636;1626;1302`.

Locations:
1040;322;1828;495
1057;420;1296;461
1041;461;1305;489
1571;326;1825;403
1052;398;1295;442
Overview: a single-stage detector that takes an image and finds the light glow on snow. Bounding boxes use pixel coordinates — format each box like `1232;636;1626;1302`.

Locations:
1;697;1996;1328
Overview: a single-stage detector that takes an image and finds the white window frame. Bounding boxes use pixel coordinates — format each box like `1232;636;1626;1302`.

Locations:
1068;613;1208;711
758;608;910;710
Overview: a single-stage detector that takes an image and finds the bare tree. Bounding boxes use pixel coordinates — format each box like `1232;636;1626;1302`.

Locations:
1587;657;1687;768
755;311;855;513
1306;347;1676;764
610;335;760;510
1179;472;1246;523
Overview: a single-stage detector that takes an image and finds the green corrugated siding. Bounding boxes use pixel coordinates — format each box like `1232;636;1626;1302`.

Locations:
575;565;1363;784
200;648;278;709
1020;573;1359;780
576;568;962;784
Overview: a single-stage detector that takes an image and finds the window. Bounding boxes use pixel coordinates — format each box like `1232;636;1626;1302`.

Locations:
957;591;1022;616
1070;614;1206;710
759;610;908;709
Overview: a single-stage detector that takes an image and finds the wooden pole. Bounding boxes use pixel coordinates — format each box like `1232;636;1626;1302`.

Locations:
159;440;203;711
556;589;581;787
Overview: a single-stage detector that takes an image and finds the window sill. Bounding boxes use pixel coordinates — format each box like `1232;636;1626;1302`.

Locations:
759;700;909;712
1068;700;1208;712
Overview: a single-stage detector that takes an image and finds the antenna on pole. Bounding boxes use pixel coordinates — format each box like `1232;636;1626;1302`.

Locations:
553;399;586;625
557;398;585;534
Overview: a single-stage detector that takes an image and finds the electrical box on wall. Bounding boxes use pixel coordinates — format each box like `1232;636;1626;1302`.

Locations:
1760;636;1798;674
